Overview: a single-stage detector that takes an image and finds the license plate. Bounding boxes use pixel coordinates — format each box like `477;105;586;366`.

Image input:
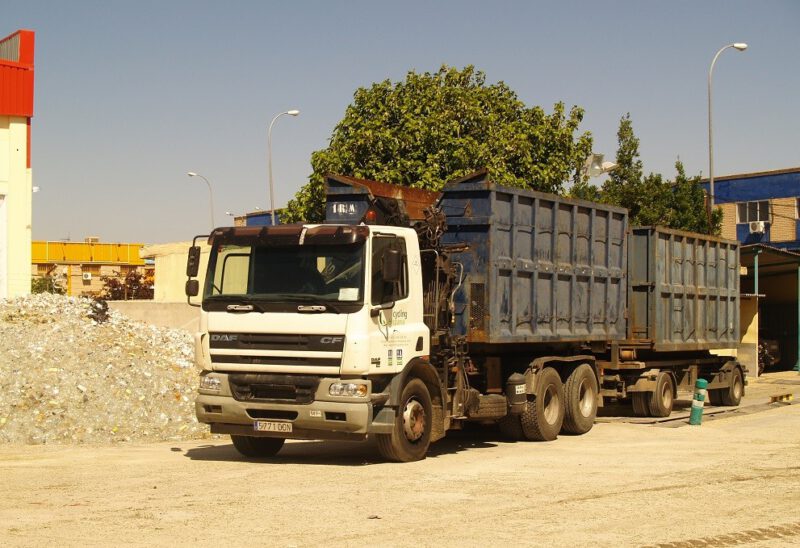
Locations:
253;421;292;433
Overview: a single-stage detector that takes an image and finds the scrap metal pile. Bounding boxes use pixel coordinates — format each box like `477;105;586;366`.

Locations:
0;294;208;444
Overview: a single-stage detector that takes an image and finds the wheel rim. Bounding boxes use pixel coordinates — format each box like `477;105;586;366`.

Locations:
578;379;595;418
402;398;426;442
543;384;560;425
660;380;673;409
733;374;742;399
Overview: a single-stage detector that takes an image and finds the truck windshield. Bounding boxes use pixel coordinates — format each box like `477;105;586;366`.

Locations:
204;242;365;304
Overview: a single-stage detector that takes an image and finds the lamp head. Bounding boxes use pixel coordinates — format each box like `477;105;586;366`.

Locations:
733;43;748;51
584;154;605;178
287;109;300;116
187;172;197;177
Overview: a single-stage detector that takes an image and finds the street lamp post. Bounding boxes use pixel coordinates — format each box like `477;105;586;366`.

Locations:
268;109;300;226
708;42;748;212
187;171;216;230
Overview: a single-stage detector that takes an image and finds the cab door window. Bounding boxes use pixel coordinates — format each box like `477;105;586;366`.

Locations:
371;236;408;305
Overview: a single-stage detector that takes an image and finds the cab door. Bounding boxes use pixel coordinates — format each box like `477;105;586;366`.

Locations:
368;233;420;373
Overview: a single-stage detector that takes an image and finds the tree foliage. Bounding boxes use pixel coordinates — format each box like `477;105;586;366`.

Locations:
31;274;66;295
101;269;154;301
283;65;593;222
589;114;721;234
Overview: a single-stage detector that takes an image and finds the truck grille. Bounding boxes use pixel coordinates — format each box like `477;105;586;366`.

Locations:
209;333;344;371
209;333;345;352
228;374;320;404
211;355;340;367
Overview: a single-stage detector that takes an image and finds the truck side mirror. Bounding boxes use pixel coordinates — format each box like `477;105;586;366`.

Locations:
186;246;201;277
382;248;402;283
185;279;199;297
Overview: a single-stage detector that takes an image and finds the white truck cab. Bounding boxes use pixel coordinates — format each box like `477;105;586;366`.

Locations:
191;223;435;460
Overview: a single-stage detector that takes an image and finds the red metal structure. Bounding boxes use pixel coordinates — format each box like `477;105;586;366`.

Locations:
0;29;35;167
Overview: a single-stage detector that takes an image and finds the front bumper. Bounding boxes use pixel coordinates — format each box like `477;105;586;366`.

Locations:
195;373;393;441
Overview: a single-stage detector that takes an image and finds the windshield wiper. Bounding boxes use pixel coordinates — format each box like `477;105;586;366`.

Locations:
271;294;343;314
215;297;267;313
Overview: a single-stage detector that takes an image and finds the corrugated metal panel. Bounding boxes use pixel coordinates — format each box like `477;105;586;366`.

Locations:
628;227;740;351
440;171;629;345
0;33;19;62
31;241;146;266
0;30;34;117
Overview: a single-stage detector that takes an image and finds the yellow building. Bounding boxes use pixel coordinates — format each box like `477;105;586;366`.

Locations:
0;30;35;298
32;239;151;297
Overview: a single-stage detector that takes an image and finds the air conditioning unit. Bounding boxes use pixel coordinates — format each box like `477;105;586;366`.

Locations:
82;272;92;281
749;221;766;234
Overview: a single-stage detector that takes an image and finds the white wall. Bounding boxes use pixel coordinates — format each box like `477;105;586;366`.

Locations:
0;195;6;298
140;242;210;303
0;115;32;298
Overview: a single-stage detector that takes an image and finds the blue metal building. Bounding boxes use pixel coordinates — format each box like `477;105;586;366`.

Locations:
702;167;800;250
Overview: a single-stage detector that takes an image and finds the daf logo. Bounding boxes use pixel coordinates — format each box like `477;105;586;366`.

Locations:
210;334;238;342
320;337;343;344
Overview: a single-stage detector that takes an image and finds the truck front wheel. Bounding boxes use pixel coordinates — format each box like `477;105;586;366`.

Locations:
376;378;432;462
231;435;285;458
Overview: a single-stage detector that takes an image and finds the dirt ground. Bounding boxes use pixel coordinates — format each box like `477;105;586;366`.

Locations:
2;378;800;547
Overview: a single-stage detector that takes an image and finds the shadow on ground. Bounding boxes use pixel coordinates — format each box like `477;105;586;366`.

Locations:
597;398;693;418
183;424;516;465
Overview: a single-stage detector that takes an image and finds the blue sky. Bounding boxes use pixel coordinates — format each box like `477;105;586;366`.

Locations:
5;0;799;243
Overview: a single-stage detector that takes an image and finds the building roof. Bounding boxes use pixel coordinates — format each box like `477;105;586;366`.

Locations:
0;29;35;117
740;244;800;276
700;166;800;184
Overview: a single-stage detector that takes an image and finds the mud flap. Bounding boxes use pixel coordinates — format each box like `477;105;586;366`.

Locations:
371;407;396;434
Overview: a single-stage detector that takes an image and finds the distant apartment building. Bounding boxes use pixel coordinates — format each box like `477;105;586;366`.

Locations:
703;167;800;251
232;208;283;227
0;29;35;298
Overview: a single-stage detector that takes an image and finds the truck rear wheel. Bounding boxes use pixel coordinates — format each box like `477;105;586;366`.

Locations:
498;413;524;440
520;367;564;441
648;372;674;417
631;392;649;417
230;435;285;458
561;364;598;435
376;378;432;462
720;367;744;406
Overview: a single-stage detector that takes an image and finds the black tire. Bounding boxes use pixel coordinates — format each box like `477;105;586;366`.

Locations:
720;368;744;406
498;413;524;440
708;388;723;406
520;367;564;441
648;372;674;418
561;364;598;435
230;435;285;458
376;378;432;462
631;392;650;417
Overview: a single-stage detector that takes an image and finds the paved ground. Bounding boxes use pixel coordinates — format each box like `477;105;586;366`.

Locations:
1;371;799;547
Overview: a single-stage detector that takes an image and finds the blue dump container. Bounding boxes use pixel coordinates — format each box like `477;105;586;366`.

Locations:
440;171;629;345
628;226;740;351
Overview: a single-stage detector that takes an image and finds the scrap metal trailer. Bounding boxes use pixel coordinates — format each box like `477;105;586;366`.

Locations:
431;171;742;427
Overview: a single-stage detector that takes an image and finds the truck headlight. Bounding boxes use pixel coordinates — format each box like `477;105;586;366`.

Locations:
200;375;221;391
329;382;368;397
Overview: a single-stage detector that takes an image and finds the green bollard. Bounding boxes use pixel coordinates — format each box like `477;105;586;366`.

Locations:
689;378;708;426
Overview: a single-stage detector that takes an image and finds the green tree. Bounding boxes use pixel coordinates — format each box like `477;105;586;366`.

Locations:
668;161;723;234
31;274;66;295
283;65;593;222
600;113;670;226
599;114;719;234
